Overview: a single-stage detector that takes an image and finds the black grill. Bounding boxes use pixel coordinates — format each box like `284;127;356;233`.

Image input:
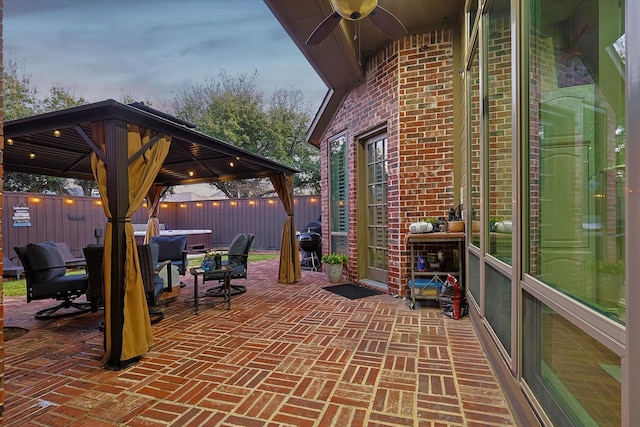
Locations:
298;221;322;271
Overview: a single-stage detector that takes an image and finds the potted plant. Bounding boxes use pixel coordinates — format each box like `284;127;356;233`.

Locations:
322;253;348;283
447;206;465;232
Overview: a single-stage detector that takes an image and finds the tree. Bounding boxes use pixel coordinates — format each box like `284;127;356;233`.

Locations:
266;87;320;194
3;59;38;121
2;60;96;195
170;70;319;198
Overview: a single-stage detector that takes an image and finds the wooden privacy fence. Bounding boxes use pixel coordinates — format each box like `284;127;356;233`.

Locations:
2;193;321;257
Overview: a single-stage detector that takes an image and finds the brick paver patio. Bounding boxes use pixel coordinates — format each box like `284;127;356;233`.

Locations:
2;259;515;426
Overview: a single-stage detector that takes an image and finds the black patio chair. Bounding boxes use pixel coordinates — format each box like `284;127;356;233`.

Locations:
3;255;24;279
82;243;173;325
14;242;91;319
150;234;188;287
53;242;87;269
83;244;105;313
204;233;255;297
137;243;174;313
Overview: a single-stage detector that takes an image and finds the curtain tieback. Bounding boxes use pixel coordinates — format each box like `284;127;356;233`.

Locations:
108;217;132;224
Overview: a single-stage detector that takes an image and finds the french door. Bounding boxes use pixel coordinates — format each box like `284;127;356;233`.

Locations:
363;133;388;283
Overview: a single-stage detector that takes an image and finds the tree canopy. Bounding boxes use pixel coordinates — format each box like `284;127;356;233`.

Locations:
170;70;320;197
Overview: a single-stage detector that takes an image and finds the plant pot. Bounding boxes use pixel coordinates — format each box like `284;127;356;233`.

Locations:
596;272;623;308
448;221;464;232
326;263;343;283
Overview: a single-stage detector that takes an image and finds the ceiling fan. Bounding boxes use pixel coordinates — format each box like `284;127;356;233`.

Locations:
306;0;408;46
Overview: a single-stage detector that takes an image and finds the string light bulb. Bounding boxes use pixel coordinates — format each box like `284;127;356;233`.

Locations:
53;129;61;137
29;152;36;160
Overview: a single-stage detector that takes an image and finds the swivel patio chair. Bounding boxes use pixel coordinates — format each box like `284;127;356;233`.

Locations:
150;235;188;275
14;242;91;319
204;233;254;297
150;234;188;286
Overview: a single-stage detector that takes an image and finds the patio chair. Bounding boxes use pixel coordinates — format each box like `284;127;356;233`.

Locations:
204;233;254;297
3;255;24;279
82;244;173;325
150;235;188;286
83;245;105;313
138;243;174;303
53;242;87;269
14;242;91;319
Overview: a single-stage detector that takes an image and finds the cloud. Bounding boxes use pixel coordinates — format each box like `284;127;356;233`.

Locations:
3;0;327;107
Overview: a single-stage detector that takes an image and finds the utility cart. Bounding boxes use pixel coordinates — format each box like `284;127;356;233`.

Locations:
405;232;465;310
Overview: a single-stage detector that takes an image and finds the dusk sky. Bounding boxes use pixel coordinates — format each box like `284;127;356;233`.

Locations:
3;0;328;111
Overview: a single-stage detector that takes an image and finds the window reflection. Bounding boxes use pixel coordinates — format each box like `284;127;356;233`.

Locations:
527;0;625;323
470;49;481;248
487;0;513;264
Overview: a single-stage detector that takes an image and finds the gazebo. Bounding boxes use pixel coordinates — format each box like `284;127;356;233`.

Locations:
3;99;302;369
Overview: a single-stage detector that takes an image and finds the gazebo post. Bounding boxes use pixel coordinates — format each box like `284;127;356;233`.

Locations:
104;119;130;369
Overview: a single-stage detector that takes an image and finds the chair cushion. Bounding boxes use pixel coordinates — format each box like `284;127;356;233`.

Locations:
228;233;248;266
25;242;67;283
149;242;168;295
149;242;160;266
150;235;187;262
31;274;89;299
221;260;246;277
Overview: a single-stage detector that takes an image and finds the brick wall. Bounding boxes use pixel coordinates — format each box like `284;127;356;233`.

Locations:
321;29;455;294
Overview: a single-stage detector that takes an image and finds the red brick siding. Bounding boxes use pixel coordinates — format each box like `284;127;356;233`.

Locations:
321;29;455;295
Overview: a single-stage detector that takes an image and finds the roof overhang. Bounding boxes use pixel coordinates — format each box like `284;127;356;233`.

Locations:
264;0;464;146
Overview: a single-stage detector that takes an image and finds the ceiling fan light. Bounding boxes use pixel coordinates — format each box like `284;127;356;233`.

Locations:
332;0;377;21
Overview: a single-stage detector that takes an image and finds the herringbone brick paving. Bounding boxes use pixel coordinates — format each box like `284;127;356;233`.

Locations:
2;259;515;426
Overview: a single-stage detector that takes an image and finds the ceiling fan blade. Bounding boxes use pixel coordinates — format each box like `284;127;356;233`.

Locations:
306;11;342;45
368;5;408;40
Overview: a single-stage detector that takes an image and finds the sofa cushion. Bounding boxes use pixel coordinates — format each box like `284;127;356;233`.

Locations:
25;242;67;283
227;233;248;266
150;235;187;262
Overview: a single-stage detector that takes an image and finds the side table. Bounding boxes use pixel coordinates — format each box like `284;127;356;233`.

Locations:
190;265;232;314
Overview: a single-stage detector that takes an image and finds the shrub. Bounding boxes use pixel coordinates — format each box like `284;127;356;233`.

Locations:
321;253;348;265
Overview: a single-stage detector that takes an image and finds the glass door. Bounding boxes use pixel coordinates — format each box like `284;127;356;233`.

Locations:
364;133;388;283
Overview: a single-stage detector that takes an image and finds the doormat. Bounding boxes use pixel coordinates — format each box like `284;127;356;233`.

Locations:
322;283;383;300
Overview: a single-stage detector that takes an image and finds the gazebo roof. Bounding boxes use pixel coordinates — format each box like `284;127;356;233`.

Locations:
3;99;299;185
